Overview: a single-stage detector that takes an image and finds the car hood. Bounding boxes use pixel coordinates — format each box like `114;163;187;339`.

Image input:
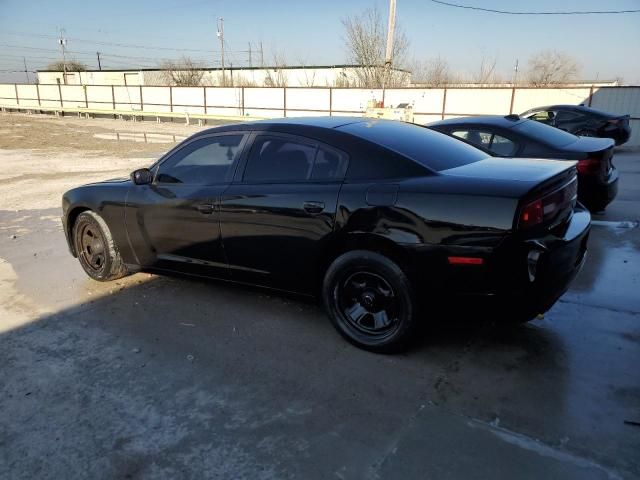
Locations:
442;157;576;183
85;177;131;186
563;136;614;153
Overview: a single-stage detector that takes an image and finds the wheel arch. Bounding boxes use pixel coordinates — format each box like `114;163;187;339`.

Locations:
317;232;414;293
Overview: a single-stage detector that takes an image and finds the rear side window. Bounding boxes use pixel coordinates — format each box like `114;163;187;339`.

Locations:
340;120;487;172
242;136;348;183
513;120;578;148
452;129;518;156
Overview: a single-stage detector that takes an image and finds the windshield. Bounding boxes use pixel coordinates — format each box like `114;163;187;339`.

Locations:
513;120;578;148
340;120;488;172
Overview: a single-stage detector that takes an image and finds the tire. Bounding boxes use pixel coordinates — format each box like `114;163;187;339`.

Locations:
322;250;418;353
73;211;129;282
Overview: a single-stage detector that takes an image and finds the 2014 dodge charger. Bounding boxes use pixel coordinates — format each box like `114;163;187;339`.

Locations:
62;118;590;352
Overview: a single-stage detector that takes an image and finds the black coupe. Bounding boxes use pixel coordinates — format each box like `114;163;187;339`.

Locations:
428;115;618;211
62;118;590;352
521;104;631;146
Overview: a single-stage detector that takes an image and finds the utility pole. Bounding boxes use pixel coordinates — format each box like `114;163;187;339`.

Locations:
23;57;30;83
259;41;264;67
513;59;519;85
382;0;397;97
96;51;102;71
248;42;252;68
217;17;225;85
58;28;68;84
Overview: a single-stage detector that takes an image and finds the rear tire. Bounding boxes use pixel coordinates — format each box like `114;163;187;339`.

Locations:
73;211;129;282
322;250;418;353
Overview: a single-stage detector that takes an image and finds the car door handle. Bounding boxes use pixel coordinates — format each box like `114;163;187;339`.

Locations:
196;203;215;214
303;201;325;214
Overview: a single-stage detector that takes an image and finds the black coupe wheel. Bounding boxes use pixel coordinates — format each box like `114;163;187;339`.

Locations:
323;250;417;353
73;211;128;282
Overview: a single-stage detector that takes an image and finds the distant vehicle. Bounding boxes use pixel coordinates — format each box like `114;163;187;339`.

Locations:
520;104;631;146
62;117;590;353
428;115;618;212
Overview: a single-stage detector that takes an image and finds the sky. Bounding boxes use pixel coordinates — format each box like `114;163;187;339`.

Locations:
0;0;639;84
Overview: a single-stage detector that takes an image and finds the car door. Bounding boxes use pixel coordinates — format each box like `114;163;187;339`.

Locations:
220;132;348;293
450;127;520;157
125;132;248;278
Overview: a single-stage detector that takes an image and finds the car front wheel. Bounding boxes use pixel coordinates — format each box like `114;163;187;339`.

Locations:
73;211;129;282
322;250;418;353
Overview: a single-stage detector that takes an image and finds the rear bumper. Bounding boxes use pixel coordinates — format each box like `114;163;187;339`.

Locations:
416;207;591;315
494;207;591;313
578;168;618;210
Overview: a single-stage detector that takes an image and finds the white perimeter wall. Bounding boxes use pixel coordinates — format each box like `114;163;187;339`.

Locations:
1;84;639;145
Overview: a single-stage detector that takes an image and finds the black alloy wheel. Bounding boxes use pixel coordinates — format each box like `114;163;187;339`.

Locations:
73;211;128;282
323;250;417;353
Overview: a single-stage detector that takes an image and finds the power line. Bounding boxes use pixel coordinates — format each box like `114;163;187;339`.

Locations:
430;0;640;15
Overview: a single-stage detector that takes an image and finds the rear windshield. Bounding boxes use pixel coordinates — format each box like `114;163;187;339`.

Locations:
513;120;578;147
339;120;488;172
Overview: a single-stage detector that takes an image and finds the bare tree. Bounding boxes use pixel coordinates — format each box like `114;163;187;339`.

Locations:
297;57;317;87
409;56;451;87
160;57;205;86
264;52;289;87
46;60;87;72
342;7;409;88
527;50;580;86
474;56;500;85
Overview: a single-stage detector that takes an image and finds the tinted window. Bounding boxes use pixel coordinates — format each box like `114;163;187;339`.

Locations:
513;120;578;148
556;110;583;122
452;129;518;156
156;135;244;185
311;146;348;180
244;137;316;182
340;121;487;172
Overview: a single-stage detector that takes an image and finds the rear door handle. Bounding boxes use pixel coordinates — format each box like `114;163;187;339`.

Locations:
196;203;215;214
303;201;325;214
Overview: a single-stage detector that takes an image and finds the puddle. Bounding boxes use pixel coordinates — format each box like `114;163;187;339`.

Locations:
93;132;186;144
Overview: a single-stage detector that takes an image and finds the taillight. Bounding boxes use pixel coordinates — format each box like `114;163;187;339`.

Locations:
520;199;543;228
518;177;577;230
576;157;601;175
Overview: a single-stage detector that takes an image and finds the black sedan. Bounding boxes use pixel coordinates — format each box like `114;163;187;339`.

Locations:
521;104;631;145
428;115;618;212
62;117;590;353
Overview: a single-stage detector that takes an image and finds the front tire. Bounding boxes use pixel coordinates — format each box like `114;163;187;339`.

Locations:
73;211;129;282
322;250;418;353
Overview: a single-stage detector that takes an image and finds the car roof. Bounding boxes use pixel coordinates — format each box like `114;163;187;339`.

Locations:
427;115;526;129
522;104;614;117
194;116;368;137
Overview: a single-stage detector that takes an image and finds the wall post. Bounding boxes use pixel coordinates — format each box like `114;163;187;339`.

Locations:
509;87;516;114
111;85;116;119
283;87;287;117
203;86;207;114
36;83;41;107
84;85;89;109
57;82;63;109
441;87;447;120
169;86;173;112
329;88;333;116
241;87;245;116
14;84;19;106
588;85;594;107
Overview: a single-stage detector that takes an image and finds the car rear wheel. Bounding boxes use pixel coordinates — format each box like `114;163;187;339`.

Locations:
73;211;129;282
322;250;417;353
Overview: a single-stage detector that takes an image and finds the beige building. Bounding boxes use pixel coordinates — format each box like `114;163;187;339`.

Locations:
36;65;412;88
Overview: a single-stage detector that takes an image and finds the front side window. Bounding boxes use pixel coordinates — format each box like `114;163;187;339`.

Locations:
156;135;244;185
452;129;517;156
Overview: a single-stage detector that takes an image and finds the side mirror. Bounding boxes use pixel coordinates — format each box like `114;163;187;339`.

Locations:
131;168;153;185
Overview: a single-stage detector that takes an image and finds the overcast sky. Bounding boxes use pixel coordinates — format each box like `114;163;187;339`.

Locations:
0;0;639;83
